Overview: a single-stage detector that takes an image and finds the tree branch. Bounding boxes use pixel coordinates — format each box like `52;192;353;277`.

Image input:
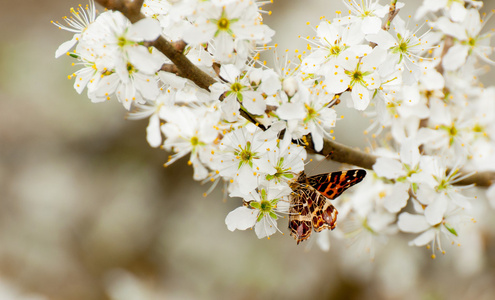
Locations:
94;0;495;188
95;0;144;23
306;135;378;170
160;64;179;74
383;0;399;31
95;0;216;90
149;37;216;90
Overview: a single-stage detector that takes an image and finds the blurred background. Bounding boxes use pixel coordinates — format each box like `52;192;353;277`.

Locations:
1;0;495;299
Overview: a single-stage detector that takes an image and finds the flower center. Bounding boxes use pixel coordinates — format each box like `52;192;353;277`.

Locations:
468;37;476;47
190;136;199;146
231;82;243;93
127;63;136;75
218;17;230;30
303;103;319;123
436;179;449;192
117;36;128;48
235;141;259;169
260;200;272;212
352;70;363;81
329;45;341;56
240;150;252;161
399;41;408;53
449;126;458;137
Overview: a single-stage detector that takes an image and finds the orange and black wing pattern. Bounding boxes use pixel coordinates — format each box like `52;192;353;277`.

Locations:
306;169;366;200
288;169;366;244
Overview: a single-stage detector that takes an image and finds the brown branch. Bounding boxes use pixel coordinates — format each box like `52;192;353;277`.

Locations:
95;0;144;23
434;35;453;77
383;0;399;31
455;172;495;187
94;0;495;188
160;63;179;74
171;40;187;53
306;135;378;170
150;37;217;90
95;0;216;90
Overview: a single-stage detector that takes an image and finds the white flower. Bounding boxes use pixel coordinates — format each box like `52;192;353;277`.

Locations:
334;0;391;35
183;2;274;62
369;90;430;142
437;9;495;71
74;11;167;109
398;207;472;257
67;45;103;95
161;105;220;180
301;21;370;75
417;111;472;165
415;0;482;22
325;48;385;110
82;11;164;76
210;64;266;121
278;84;337;152
126;85;179;148
89;62;161;110
330;175;398;257
366;16;433;85
265;133;307;184
225;184;292;239
52;0;97;57
214;124;277;194
415;156;475;211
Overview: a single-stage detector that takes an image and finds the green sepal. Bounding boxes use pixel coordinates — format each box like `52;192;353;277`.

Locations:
265;174;275;181
443;222;458;237
261;188;267;201
257;213;263;222
250;201;260;210
372;88;378;99
411;182;418;194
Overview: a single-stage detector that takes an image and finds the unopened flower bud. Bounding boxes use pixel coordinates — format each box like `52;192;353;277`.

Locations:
283;76;298;97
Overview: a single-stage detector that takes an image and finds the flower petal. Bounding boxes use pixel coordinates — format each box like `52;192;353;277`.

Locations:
383;182;410;213
424;194;448;225
398;212;430;233
373;157;405;179
225;206;258;231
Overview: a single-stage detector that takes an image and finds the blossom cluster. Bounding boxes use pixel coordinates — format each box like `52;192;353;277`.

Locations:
53;0;495;256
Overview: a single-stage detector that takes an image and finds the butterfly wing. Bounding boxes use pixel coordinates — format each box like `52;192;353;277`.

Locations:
288;188;313;244
289;187;339;244
311;194;338;232
289;169;365;244
307;169;366;200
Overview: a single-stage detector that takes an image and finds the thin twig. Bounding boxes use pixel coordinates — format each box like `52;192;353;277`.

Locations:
383;0;399;31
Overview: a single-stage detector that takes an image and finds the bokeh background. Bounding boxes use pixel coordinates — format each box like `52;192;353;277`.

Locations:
1;0;495;299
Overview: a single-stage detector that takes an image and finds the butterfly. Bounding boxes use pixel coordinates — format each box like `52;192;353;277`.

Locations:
288;169;366;244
